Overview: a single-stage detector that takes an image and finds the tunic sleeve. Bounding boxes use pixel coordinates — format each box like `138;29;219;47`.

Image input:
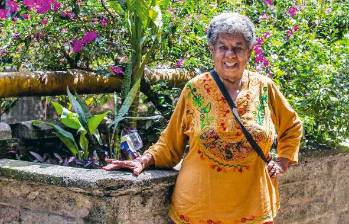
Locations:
144;87;189;168
268;81;302;164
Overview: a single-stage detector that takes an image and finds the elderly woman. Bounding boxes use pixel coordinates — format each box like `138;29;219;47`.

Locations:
103;12;302;224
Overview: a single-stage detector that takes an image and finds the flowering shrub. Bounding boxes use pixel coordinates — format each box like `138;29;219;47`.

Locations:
0;0;128;71
153;0;349;148
1;0;349;149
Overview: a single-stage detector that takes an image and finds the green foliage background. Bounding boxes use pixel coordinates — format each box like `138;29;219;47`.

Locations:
1;0;349;149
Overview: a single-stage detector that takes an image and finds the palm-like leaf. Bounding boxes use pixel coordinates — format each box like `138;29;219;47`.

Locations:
114;77;141;127
51;101;64;115
32;120;79;157
67;87;89;132
88;111;109;134
51;101;82;130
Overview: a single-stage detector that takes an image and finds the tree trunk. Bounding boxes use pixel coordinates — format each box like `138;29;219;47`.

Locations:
0;69;196;98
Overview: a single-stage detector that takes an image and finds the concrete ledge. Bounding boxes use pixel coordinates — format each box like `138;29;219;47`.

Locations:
0;152;348;223
0;159;177;223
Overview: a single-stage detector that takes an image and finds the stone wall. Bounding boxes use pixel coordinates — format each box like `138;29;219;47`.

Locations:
275;152;349;224
0;159;176;224
1;97;48;124
0;152;348;224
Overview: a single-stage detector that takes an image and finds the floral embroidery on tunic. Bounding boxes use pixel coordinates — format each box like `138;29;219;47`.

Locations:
198;128;251;172
187;82;214;129
199;128;252;161
171;207;273;224
255;86;268;125
239;213;273;224
199;219;223;224
186;74;275;172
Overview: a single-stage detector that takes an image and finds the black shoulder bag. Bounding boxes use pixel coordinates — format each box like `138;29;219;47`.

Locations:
210;69;271;164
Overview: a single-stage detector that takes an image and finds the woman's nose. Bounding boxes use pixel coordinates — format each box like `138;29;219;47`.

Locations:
225;49;237;58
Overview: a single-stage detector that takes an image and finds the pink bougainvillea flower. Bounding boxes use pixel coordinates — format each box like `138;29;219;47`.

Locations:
71;39;85;53
36;2;51;14
23;0;36;9
61;11;75;19
110;65;124;76
325;7;332;15
52;1;62;12
8;0;19;13
288;6;298;17
12;33;20;40
256;37;264;45
100;17;108;27
286;29;293;38
255;55;265;64
259;13;270;21
34;31;45;41
66;11;75;19
263;32;271;39
92;17;98;24
253;45;264;55
263;0;273;6
293;25;299;32
41;18;48;25
82;31;97;43
24;0;60;14
0;9;9;19
22;14;30;20
61;11;67;17
262;58;270;67
176;58;185;68
0;49;8;56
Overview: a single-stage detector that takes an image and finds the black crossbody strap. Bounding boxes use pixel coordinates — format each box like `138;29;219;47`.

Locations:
210;69;270;164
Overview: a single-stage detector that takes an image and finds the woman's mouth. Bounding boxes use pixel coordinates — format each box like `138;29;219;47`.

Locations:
224;62;238;68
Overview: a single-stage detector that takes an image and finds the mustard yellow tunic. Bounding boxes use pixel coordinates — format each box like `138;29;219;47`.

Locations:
146;70;302;224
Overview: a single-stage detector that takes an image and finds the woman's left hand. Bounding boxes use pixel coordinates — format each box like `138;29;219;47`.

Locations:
267;157;290;178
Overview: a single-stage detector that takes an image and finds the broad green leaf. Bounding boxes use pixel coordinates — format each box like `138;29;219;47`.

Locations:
51;101;63;115
32;120;79;157
127;0;149;28
114;92;119;117
149;5;162;28
67;88;89;131
60;117;81;130
114;77;141;127
79;133;89;159
107;0;126;13
60;108;81;130
74;91;92;118
87;111;109;134
93;131;103;145
77;126;87;135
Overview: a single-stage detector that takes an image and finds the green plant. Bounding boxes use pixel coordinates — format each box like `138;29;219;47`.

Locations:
102;0;168;158
33;88;109;162
2;0;349;151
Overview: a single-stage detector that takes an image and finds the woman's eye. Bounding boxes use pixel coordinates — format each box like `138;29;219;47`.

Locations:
219;46;227;51
235;47;243;52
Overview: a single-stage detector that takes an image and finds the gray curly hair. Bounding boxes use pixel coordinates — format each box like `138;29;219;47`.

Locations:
207;12;256;49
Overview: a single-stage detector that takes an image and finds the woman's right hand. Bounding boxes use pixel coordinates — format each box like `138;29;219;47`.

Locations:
101;153;154;176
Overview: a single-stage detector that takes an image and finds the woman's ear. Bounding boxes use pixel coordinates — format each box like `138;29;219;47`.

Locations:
247;43;254;58
247;48;252;58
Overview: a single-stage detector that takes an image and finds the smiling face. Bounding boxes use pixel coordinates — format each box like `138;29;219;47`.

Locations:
210;33;251;82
